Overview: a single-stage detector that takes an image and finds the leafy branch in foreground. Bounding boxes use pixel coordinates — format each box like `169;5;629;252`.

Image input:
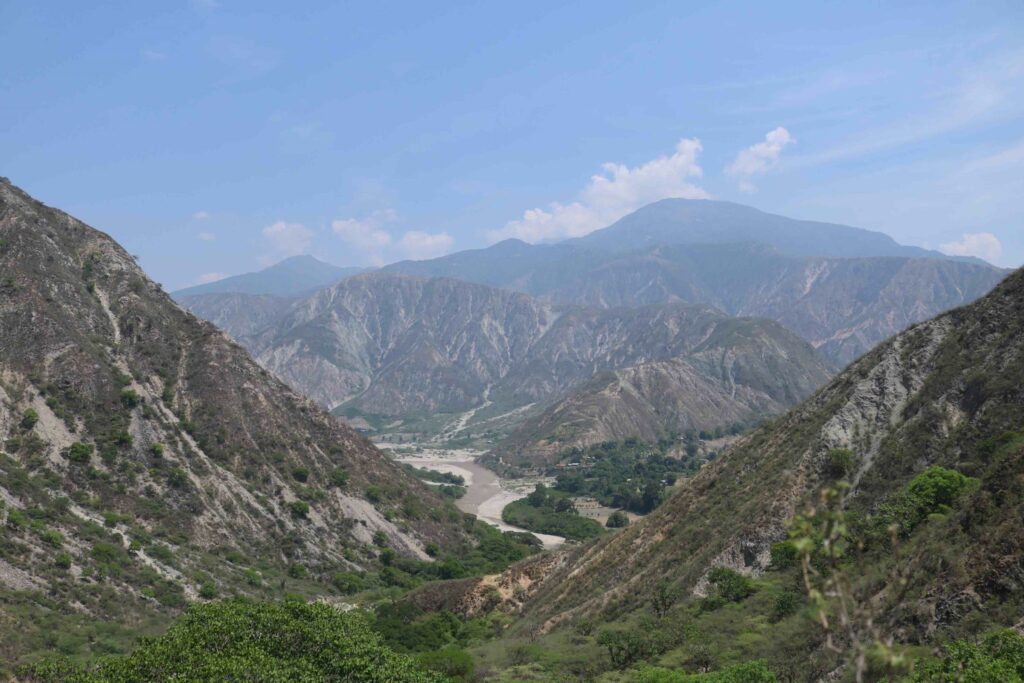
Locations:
789;483;910;682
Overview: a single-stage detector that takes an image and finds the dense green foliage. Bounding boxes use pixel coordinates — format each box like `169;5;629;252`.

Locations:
20;600;446;682
502;485;604;541
553;439;686;513
908;629;1024;682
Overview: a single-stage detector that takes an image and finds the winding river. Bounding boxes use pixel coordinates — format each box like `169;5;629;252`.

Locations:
385;447;565;549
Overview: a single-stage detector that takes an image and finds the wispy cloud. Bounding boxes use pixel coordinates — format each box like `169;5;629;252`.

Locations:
192;210;210;220
726;127;794;192
189;0;220;14
332;209;453;264
397;231;454;260
141;48;167;62
488;138;708;243
196;272;228;284
940;232;1003;263
197;231;216;241
260;221;312;265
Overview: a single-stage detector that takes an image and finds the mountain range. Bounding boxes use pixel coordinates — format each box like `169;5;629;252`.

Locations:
183;273;833;452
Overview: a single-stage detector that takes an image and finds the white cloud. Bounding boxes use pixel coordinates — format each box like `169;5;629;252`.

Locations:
141;49;167;62
196;272;228;284
262;221;312;258
940;232;1003;263
192;210;210;220
488;138;708;243
726;127;794;192
331;209;404;265
197;231;216;241
397;231;454;260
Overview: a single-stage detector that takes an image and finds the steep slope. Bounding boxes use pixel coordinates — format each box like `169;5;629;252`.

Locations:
386;241;1005;364
494;315;829;465
176;291;295;339
0;179;469;648
224;275;831;437
494;265;1022;651
172;254;362;298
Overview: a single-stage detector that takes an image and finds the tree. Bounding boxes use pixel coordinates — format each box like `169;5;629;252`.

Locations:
554;497;576;514
597;628;656;669
606;511;629;528
651;579;680;617
20;408;39;430
527;483;549;508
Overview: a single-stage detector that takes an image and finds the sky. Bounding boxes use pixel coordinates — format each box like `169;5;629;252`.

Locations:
2;1;1023;289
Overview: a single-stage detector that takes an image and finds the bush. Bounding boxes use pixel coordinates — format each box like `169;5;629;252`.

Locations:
18;600;446;681
66;442;94;464
54;552;72;569
330;467;349;488
289;500;310;518
825;448;857;478
120;389;141;409
702;567;754;609
366;485;384;503
20;409;39;430
244;569;262;587
287;563;306;579
416;646;475;681
597;628;658;669
769;591;801;622
880;466;978;537
332;572;365;595
198;582;217;599
291;466;310;483
40;528;64;547
607;511;630;528
769;541;798;570
909;628;1024;682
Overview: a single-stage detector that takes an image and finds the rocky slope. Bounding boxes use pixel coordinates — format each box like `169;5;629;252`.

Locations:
188;274;831;442
0;179;469;639
474;265;1022;661
493;314;829;466
387;241;1006;365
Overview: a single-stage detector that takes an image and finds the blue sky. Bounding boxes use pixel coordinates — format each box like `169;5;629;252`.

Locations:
2;1;1022;289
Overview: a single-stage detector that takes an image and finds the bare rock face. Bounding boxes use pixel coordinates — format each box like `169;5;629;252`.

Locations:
497;266;1022;642
384;239;1006;366
0;179;469;619
184;274;834;444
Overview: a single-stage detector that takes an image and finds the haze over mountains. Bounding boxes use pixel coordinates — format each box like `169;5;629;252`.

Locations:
177;197;1005;455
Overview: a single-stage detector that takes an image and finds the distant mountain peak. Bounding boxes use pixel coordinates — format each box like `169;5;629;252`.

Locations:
173;254;364;299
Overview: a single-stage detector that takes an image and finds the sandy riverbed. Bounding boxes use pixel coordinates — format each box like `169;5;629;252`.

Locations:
384;445;565;549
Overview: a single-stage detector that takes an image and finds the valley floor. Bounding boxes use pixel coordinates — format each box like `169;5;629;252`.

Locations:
382;443;566;549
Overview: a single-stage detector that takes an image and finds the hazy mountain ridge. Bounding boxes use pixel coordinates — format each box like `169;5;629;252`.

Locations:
183;274;831;444
0;180;469;621
386;237;1006;364
172;254;363;298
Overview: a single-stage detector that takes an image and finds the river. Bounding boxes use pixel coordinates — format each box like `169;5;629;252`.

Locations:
383;445;565;549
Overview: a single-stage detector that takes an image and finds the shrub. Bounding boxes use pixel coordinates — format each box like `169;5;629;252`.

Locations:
366;485;384;503
287;563;307;579
424;542;440;557
66;442;94;464
40;528;64;546
632;660;778;681
330;467;349;488
416;646;475;681
289;500;310;518
20;409;39;430
881;466;978;537
120;389;141;409
825;448;857;478
291;466;310;483
244;569;262;587
769;591;801;622
149;443;164;458
597;628;657;669
909;629;1024;682
373;530;389;547
607;511;630;528
198;582;217;600
769;541;798;570
18;600;445;681
54;552;73;569
702;567;754;610
332;572;365;595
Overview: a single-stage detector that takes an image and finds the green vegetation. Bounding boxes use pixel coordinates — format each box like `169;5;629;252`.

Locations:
872;465;978;538
65;442;94;464
20;600;446;682
632;661;777;681
909;629;1024;682
20;408;39;430
553;439;686;513
502;484;604;541
606;510;630;528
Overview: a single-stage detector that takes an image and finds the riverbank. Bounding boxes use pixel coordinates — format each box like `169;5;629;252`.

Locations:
380;444;565;549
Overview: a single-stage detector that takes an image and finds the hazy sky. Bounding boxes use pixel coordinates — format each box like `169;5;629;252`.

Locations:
3;1;1022;289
